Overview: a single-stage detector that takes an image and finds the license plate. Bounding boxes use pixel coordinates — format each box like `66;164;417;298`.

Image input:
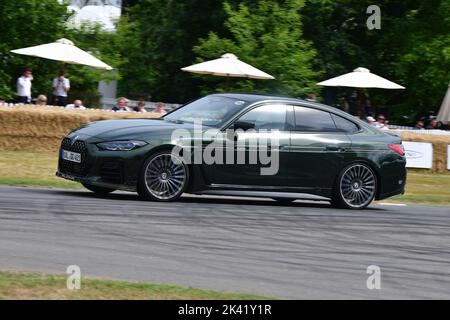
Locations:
61;149;81;163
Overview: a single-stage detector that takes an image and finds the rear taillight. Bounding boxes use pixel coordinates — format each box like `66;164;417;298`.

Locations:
389;144;405;156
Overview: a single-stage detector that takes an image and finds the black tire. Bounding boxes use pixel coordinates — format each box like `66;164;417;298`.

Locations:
82;183;116;195
138;150;189;202
331;162;377;210
272;198;295;204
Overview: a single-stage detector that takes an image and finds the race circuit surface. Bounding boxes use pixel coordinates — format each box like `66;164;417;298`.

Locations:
1;186;449;299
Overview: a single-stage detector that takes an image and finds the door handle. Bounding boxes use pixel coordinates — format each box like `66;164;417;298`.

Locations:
325;145;339;151
326;145;346;152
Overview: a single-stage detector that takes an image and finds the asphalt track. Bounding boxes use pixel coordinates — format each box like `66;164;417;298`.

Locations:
1;185;449;299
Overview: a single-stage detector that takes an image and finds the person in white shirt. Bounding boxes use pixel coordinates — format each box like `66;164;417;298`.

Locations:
52;70;70;106
366;116;376;126
65;99;86;110
16;69;33;104
374;114;388;129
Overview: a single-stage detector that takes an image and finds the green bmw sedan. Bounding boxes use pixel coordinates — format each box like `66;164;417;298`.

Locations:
56;93;406;209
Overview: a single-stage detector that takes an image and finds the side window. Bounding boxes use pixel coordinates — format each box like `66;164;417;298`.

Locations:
293;106;338;132
235;105;289;131
331;114;360;133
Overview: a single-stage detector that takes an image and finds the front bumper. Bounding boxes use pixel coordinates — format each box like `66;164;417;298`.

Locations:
56;136;154;192
56;171;137;192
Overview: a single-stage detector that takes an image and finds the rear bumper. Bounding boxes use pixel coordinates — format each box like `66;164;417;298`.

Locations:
376;158;407;200
377;185;405;200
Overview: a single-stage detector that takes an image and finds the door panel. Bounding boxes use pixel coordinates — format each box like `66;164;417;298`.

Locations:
206;104;291;186
287;133;351;188
285;105;353;189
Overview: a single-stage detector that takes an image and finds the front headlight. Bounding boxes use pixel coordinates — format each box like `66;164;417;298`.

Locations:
97;140;148;151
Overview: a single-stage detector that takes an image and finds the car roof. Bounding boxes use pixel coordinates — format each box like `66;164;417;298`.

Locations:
210;93;376;132
211;93;301;104
211;93;341;113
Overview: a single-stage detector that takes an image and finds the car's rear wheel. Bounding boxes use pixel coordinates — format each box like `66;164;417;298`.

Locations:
331;163;377;209
81;183;115;195
138;151;189;201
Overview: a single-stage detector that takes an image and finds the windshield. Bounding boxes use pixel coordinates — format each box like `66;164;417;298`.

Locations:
163;96;249;127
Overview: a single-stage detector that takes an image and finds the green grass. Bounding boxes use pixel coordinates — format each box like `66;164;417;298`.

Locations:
0;150;449;205
0;271;269;300
384;171;450;205
0;150;80;189
0;177;81;189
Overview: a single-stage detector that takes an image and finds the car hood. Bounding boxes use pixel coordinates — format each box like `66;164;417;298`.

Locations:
69;119;197;141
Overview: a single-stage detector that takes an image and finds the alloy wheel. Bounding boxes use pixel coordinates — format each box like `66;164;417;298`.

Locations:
339;164;376;209
144;153;187;200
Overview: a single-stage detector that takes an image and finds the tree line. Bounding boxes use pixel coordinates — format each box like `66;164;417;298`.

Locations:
1;0;449;122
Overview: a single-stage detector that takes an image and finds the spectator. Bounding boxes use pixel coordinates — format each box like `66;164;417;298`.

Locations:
375;114;388;129
154;102;167;115
112;97;131;112
65;99;86;110
52;70;70;106
133;100;147;113
16;68;33;104
415;120;425;130
366;116;376;126
426;119;441;129
36;95;48;106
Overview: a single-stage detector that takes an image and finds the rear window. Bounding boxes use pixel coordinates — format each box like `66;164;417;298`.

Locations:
294;106;338;132
331;114;360;133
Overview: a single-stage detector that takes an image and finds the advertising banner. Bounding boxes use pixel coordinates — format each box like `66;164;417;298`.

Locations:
403;142;433;169
448;145;450;170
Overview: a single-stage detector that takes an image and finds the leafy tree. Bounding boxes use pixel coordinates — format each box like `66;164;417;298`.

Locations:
377;0;450;118
63;23;127;106
0;0;69;100
0;0;121;106
301;0;450;120
117;0;235;102
301;0;376;79
192;0;320;97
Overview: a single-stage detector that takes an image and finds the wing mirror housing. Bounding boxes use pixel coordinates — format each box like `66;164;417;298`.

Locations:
226;121;255;140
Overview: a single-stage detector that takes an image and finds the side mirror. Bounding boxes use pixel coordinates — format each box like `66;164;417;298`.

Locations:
226;121;254;140
231;120;255;131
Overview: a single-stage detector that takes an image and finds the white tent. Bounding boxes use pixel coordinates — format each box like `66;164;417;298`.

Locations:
181;53;274;80
317;67;405;89
437;85;450;124
11;38;113;70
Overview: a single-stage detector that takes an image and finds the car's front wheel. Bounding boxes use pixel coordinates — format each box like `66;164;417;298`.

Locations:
138;151;189;201
331;163;377;209
81;183;116;195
